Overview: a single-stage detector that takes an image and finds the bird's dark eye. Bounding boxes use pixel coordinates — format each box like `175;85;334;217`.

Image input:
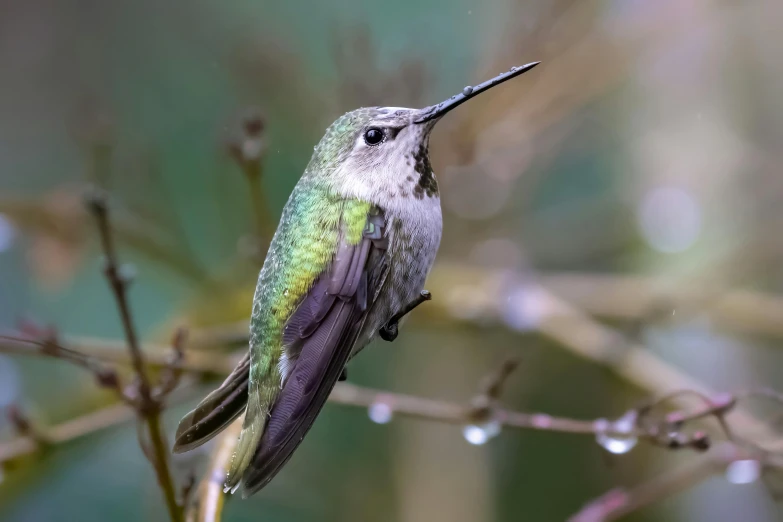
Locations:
364;127;384;146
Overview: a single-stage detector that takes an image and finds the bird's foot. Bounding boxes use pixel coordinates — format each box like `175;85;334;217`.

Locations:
379;290;432;342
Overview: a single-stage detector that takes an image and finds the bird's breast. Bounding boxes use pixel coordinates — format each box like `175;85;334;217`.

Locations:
353;196;442;352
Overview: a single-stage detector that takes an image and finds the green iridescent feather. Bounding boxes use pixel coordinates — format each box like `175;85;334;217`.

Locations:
224;108;380;490
225;172;370;489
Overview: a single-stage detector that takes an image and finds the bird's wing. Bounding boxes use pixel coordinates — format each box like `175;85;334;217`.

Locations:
172;352;250;453
239;208;389;497
171;204;390;491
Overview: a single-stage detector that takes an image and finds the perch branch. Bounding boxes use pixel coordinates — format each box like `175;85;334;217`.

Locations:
180;357;773;522
5;263;783;520
4;328;781;522
3;376;742;466
2;334;776;446
184;420;243;522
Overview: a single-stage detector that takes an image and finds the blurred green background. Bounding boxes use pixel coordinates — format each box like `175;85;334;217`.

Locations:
2;0;783;520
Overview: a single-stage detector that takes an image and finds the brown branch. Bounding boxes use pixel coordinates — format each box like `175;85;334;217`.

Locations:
330;381;597;433
528;288;782;450
568;443;775;522
184;420;242;522
0;333;237;376
0;335;242;376
5;271;783;522
329;382;742;451
569;460;718;522
84;187;183;522
1;332;770;447
6;406;50;447
154;327;188;399
0;402;133;464
180;357;767;522
85;189;153;403
424;265;783;450
0;333;129;402
0;382;196;464
4;324;781;522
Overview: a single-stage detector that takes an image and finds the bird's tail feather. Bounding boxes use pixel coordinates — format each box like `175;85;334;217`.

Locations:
224;369;280;493
172;353;251;454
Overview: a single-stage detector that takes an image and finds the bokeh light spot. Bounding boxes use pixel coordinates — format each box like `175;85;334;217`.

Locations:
0;213;16;252
462;419;501;445
0;355;20;408
637;186;701;253
726;459;761;485
367;401;393;425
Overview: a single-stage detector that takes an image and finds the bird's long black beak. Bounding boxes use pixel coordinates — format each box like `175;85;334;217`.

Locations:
414;61;541;124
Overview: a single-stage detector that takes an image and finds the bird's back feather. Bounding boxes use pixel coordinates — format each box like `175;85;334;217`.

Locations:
224;178;378;493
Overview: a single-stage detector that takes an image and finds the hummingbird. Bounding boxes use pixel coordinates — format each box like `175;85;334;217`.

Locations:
172;61;541;497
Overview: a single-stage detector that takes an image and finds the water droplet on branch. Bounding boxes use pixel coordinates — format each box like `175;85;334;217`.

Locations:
595;411;638;455
462;86;474;96
462;419;501;445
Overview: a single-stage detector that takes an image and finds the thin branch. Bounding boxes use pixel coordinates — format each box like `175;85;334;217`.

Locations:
329;382;735;450
178;358;769;522
184;420;242;522
4;325;782;522
5;269;783;521
330;381;596;432
6;406;50;447
84;187;183;522
424;265;783;449
0;333;237;376
637;390;735;447
155;327;188;399
85;189;153;403
0;382;196;464
2;332;772;447
0;334;129;402
529;287;782;449
568;443;773;522
0;402;132;464
569;460;719;522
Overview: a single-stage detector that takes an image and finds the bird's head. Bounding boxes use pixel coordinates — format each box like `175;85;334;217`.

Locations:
307;61;541;206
